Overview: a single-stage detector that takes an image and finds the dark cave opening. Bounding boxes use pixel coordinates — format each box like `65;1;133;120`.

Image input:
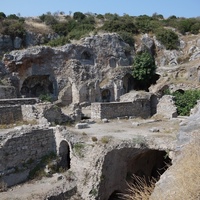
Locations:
81;51;92;60
123;73;135;93
108;190;122;200
20;75;53;97
122;73;160;93
58;140;70;170
126;150;171;183
99;148;171;200
101;89;111;102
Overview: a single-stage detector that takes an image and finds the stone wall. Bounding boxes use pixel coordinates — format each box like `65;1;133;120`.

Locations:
0;86;16;99
91;100;150;119
156;95;177;118
0;127;56;186
0;105;22;124
0;98;39;106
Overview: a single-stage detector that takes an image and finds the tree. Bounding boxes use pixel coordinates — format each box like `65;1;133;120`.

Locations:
132;51;156;90
73;12;85;21
0;12;6;19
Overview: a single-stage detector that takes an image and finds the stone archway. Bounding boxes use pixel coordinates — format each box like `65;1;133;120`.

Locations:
101;89;111;102
98;148;171;200
20;75;53;97
122;73;135;93
58;140;70;170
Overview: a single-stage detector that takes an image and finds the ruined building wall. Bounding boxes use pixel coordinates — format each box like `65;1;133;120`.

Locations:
0;105;23;124
0;128;56;186
0;86;16;99
91;100;151;119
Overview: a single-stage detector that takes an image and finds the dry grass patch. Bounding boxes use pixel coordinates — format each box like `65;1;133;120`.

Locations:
122;175;156;200
25;19;52;34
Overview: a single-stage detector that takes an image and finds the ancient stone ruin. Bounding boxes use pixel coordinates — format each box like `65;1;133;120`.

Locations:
0;32;199;199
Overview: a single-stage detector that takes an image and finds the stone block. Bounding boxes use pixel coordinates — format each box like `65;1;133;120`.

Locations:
75;123;89;129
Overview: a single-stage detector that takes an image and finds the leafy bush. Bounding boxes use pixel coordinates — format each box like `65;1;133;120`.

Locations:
118;31;135;46
135;15;161;33
132;51;156;90
47;36;70;47
172;90;200;116
177;18;200;34
52;22;68;36
96;14;104;20
39;94;52;102
0;12;6;19
68;24;95;40
102;19;138;34
155;28;179;50
73;12;86;21
39;13;58;25
1;19;25;39
7;14;20;20
91;136;98;142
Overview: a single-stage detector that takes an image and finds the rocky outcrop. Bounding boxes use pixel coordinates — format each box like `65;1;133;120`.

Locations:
2;33;135;104
151;102;200;200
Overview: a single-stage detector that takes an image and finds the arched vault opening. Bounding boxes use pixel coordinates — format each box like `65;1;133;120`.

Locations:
58;140;70;170
101;89;111;102
20;75;53;97
123;73;135;93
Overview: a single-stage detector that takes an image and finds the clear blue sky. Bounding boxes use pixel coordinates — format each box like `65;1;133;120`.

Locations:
1;0;200;18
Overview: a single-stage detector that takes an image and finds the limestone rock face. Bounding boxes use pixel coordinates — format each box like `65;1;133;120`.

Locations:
151;102;200;200
0;35;13;52
2;33;134;104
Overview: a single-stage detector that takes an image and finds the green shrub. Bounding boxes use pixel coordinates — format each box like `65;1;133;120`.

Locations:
100;136;110;144
96;14;104;20
39;13;57;25
101;19;137;34
73;12;86;21
39;94;52;102
68;24;94;40
118;31;135;46
132;51;156;90
1;19;25;39
172;90;200;116
135;15;156;33
177;18;200;35
155;28;179;50
7;14;19;20
47;36;70;47
104;13;119;21
0;12;6;19
91;136;98;142
52;22;68;36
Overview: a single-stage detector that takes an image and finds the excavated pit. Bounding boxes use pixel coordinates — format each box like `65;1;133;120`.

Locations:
99;148;171;200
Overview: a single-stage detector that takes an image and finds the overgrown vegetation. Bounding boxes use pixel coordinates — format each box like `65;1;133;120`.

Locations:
165;90;200;116
155;28;179;50
0;13;25;39
0;11;199;48
73;143;85;157
132;51;156;90
28;152;58;180
122;174;156;200
39;93;53;102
